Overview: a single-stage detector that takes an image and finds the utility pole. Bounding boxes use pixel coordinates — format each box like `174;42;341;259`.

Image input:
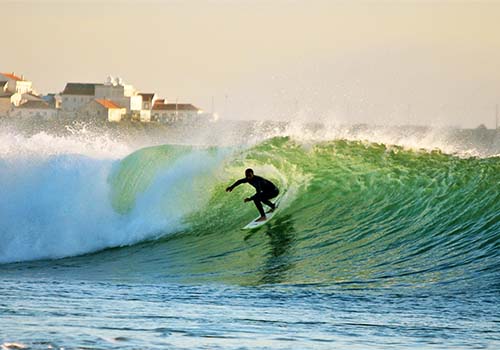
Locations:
496;104;498;130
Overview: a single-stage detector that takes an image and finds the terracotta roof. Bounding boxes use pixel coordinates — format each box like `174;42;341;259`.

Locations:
1;72;22;81
139;93;155;102
18;100;51;109
95;99;122;109
152;103;199;111
62;83;101;96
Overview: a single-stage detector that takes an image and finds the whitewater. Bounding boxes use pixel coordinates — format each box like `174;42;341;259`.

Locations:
0;121;499;349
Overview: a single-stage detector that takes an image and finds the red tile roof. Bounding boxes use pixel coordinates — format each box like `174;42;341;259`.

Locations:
95;99;122;109
1;72;23;81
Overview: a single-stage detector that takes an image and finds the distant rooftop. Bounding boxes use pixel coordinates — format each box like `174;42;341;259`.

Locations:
1;72;23;81
95;99;122;109
152;103;199;111
139;93;155;102
62;83;102;96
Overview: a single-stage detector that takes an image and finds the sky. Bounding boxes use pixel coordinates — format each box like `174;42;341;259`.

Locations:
3;0;500;128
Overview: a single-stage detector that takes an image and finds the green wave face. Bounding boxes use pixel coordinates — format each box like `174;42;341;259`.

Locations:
109;137;500;288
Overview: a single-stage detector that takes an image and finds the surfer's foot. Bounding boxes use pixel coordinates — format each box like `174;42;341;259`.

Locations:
266;203;276;213
256;216;267;222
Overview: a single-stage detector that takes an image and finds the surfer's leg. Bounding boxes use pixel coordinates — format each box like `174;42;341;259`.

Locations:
254;199;266;217
252;194;266;218
262;189;279;210
262;199;275;209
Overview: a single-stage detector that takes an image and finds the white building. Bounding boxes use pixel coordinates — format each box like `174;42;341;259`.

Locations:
61;83;101;113
0;81;21;115
94;77;142;114
79;99;126;122
137;93;158;122
0;72;33;94
138;93;158;110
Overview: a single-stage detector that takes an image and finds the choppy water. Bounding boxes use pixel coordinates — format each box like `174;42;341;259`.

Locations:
1;124;499;349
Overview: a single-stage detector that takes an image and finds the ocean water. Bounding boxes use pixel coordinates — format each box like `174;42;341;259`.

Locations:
0;123;499;349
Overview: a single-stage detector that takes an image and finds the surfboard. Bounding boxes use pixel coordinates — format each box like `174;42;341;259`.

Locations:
242;197;282;230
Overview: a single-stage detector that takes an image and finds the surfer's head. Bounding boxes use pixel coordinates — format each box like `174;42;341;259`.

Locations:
245;168;254;180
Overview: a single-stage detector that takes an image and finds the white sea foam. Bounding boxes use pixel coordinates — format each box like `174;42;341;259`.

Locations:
0;148;225;264
0;129;131;159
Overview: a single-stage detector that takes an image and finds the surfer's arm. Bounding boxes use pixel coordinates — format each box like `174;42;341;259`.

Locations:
226;178;247;192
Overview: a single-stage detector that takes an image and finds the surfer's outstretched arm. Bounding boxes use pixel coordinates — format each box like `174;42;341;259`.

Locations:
226;178;247;192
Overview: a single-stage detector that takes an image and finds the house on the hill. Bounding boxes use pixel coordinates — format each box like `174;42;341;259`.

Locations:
137;93;157;122
61;83;101;113
94;77;142;115
138;93;157;110
0;72;33;95
79;99;126;122
0;73;37;115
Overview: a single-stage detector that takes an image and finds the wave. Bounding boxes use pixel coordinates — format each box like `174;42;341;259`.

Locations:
0;131;498;288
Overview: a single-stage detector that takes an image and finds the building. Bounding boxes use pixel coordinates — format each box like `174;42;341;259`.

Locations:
10;100;58;119
94;77;142;115
152;103;202;123
61;83;101;113
138;93;158;110
0;72;33;95
79;99;126;122
17;74;208;124
137;93;158;122
0;72;36;114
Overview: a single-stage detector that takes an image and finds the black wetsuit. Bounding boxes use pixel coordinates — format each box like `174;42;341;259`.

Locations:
229;176;279;217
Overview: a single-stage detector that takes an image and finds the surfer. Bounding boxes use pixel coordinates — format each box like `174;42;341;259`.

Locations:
226;168;279;222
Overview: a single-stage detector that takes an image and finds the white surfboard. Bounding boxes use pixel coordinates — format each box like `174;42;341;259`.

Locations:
242;197;282;230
